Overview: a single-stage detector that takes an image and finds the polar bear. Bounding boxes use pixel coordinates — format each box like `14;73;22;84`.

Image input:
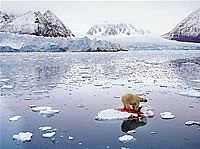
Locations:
122;93;148;111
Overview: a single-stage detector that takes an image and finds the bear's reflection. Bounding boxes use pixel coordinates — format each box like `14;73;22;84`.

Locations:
121;117;147;133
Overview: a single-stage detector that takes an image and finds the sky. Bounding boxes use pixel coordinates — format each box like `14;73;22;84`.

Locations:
1;0;200;35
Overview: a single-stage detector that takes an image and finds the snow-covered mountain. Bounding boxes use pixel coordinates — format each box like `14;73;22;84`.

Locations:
0;32;125;52
86;23;150;36
0;10;74;38
163;8;200;43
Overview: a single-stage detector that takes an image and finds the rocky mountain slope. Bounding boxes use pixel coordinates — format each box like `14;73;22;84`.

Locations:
0;10;74;38
163;8;200;43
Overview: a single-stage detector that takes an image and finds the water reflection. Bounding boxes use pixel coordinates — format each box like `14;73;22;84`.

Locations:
121;117;147;133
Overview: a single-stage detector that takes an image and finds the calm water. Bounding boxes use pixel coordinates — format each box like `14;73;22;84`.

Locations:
1;51;200;149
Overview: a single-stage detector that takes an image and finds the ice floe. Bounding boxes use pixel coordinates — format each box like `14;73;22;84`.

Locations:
42;132;55;138
31;106;52;112
160;112;175;119
185;121;200;126
118;135;136;143
95;109;135;121
9;116;22;121
13;132;33;142
127;130;136;134
141;106;155;118
0;78;10;82
39;126;52;131
95;106;155;121
39;109;60;117
1;85;13;89
179;89;200;98
68;136;74;140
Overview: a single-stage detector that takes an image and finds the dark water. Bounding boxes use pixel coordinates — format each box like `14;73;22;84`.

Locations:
1;51;200;149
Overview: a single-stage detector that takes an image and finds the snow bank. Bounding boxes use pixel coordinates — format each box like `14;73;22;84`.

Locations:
13;132;33;142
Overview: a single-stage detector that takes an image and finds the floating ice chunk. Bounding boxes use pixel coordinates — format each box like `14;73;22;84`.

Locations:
79;142;83;145
191;80;200;83
31;106;52;112
185;121;200;126
150;131;157;135
9;116;22;121
93;83;103;86
0;78;10;82
28;105;37;108
76;105;85;108
179;90;200;98
13;132;33;142
95;109;135;121
39;126;52;131
1;85;13;89
141;106;155;118
118;135;136;143
39;109;60;117
160;112;175;119
121;147;130;149
68;136;74;140
127;130;136;134
42;132;55;138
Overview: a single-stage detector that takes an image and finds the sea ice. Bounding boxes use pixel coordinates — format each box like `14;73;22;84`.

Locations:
42;132;55;138
9;116;22;121
160;112;175;119
95;109;135;121
39;109;60;117
185;121;200;126
141;106;155;118
39;126;52;131
118;135;136;143
0;78;10;82
1;85;13;89
179;89;200;98
31;106;52;112
68;136;74;140
13;132;33;142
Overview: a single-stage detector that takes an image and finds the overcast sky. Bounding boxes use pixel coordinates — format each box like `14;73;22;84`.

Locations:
1;1;200;35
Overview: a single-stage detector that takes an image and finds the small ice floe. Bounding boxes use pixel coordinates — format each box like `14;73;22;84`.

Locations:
39;126;52;131
28;105;37;108
39;109;60;117
68;136;74;140
179;89;200;98
191;79;200;83
95;109;136;121
9;116;22;121
76;105;85;108
127;130;136;134
1;85;13;89
141;106;155;118
31;106;52;112
33;90;48;94
78;142;83;145
13;132;33;142
121;147;130;149
93;83;103;86
185;121;200;126
42;132;55;138
150;131;157;135
114;96;121;99
160;112;175;119
118;135;136;143
0;78;10;82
